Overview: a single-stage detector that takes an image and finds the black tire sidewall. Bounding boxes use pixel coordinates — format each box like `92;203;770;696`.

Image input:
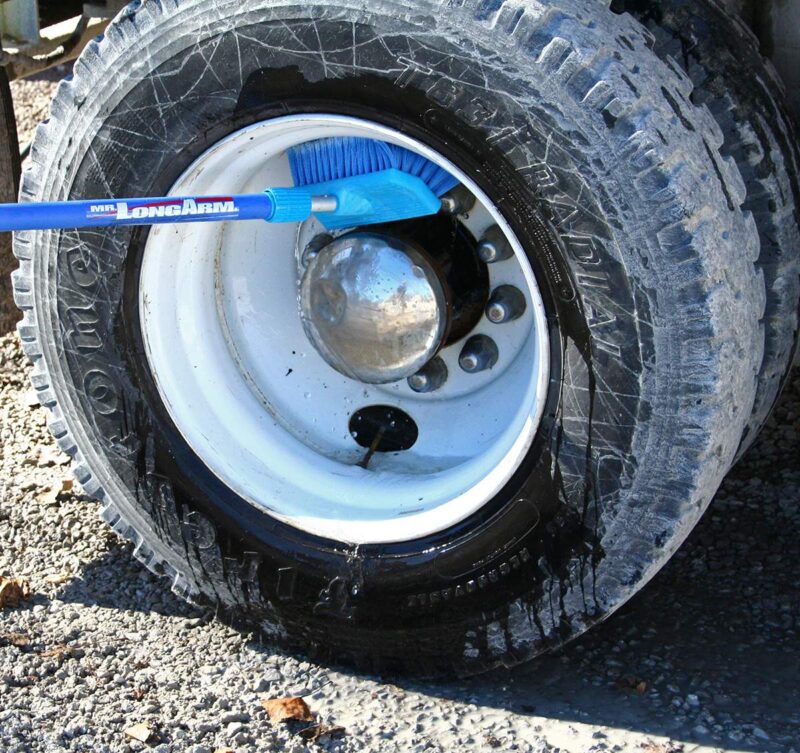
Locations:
44;4;660;666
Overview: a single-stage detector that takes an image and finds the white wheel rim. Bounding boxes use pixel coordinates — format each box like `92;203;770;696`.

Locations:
139;115;550;544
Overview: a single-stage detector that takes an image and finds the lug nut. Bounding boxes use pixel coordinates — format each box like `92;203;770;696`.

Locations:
485;285;526;323
302;233;333;267
407;357;448;393
477;225;513;264
440;185;476;216
459;335;499;373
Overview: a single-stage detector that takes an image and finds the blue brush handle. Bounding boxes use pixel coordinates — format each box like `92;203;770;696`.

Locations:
0;188;316;231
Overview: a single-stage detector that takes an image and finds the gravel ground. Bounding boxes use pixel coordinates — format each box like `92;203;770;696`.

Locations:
1;73;799;753
9;66;69;149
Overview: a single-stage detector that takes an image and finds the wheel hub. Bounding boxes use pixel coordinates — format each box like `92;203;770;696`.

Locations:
299;232;448;384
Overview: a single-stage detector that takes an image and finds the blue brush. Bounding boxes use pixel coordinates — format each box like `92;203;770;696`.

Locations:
288;137;459;198
0;137;459;232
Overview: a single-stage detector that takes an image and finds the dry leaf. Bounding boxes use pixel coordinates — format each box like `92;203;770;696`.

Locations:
38;446;70;467
0;577;32;608
39;643;73;660
37;479;73;506
37;487;60;506
124;722;156;743
0;632;30;647
42;570;72;585
616;674;648;694
640;743;683;753
298;723;346;742
261;696;314;723
213;748;236;753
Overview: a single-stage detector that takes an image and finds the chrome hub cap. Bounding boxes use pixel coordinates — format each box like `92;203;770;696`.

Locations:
299;233;447;384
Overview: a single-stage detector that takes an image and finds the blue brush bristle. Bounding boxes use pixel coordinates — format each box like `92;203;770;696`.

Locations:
287;137;460;198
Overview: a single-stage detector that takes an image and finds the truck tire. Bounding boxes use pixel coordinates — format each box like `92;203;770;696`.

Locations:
612;0;800;457
13;0;764;675
0;61;20;333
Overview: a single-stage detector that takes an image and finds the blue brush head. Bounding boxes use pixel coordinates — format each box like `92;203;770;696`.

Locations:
287;137;460;198
298;169;444;230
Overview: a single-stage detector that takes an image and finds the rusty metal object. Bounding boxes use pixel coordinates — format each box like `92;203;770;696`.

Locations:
1;10;112;81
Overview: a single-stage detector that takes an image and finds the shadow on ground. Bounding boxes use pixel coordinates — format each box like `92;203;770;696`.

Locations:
442;457;800;752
